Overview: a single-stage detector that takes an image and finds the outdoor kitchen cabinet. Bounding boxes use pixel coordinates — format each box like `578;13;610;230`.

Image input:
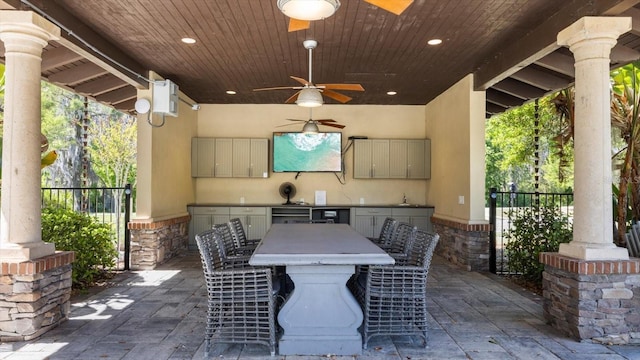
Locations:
188;206;231;250
192;137;269;178
352;207;393;238
232;138;269;178
229;206;269;240
392;207;434;232
354;139;430;179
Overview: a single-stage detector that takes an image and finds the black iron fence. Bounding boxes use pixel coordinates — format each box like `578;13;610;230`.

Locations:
488;188;574;274
41;184;133;270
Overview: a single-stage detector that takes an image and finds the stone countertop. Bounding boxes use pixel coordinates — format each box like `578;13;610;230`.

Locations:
187;203;434;208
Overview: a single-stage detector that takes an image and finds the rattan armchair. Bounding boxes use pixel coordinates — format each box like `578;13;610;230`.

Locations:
354;229;439;349
228;217;261;255
368;217;397;249
211;223;252;269
386;222;418;265
195;229;277;357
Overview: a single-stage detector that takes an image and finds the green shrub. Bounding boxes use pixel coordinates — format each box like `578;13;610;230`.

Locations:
504;205;573;282
42;206;117;288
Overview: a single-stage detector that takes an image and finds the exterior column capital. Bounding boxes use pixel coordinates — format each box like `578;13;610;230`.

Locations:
0;11;60;56
558;17;631;62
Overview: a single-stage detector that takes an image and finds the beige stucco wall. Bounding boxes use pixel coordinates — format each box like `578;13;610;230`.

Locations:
135;79;197;221
194;104;428;206
425;74;486;224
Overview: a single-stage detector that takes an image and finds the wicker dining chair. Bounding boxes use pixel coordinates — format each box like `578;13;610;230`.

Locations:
195;229;278;357
211;223;252;269
368;217;397;249
386;222;418;265
228;217;262;255
356;229;440;349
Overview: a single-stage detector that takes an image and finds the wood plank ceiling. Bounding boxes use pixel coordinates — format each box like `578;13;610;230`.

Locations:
2;0;640;117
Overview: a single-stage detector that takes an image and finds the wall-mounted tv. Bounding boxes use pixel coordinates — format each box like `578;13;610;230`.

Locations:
273;132;342;172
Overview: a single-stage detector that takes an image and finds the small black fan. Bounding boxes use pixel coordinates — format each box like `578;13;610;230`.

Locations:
279;182;297;205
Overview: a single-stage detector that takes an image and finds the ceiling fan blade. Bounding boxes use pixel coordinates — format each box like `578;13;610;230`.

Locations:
288;18;311;32
363;0;414;15
320;122;346;129
317;120;345;129
290;76;310;86
322;89;353;103
275;123;298;128
318;83;365;91
285;91;301;104
253;86;297;91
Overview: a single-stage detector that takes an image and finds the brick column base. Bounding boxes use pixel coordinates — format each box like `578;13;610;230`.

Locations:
540;252;640;345
431;216;490;271
128;215;190;270
0;251;74;341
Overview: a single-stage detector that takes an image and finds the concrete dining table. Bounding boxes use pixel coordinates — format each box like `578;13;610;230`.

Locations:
249;223;394;356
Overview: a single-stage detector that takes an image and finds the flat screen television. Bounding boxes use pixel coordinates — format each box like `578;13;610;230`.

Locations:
273;132;342;172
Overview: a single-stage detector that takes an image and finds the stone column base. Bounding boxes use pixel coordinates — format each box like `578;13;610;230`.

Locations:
128;215;190;270
0;251;74;341
540;252;640;344
431;216;490;271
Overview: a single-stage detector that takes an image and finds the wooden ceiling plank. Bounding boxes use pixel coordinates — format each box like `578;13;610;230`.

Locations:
114;98;136;113
47;62;109;85
535;51;575;77
94;86;136;104
18;0;148;87
486;102;507;114
474;0;636;91
491;78;548;99
73;74;128;96
486;88;527;108
510;66;571;91
611;44;640;64
41;46;84;71
622;6;640;35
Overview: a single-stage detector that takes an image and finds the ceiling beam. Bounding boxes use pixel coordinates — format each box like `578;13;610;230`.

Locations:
535;51;575;77
7;0;148;88
486;102;507;115
611;44;640;64
622;5;640;35
74;74;128;96
41;46;84;71
94;86;136;104
47;62;108;85
491;78;548;100
115;98;136;113
474;0;638;91
486;88;526;108
509;66;572;91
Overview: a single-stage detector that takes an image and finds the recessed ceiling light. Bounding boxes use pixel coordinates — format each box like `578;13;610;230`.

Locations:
181;37;196;44
226;90;237;95
387;91;397;95
427;38;442;46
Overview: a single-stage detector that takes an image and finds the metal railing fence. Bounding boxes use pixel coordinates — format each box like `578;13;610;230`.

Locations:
41;184;133;270
488;188;574;274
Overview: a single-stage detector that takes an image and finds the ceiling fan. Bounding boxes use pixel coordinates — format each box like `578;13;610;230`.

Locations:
278;0;414;32
276;108;345;133
253;39;364;106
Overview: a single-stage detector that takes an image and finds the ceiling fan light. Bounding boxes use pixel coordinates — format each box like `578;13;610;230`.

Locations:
277;0;340;21
302;121;320;134
296;88;324;107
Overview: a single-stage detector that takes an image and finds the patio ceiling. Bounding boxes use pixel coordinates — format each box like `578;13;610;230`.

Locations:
2;0;640;117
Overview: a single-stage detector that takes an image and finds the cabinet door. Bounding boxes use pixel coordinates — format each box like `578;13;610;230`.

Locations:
232;139;251;177
371;140;390;178
250;138;269;178
246;215;268;239
353;139;373;178
192;138;216;177
354;215;376;237
407;139;430;179
215;138;233;177
389;140;408;178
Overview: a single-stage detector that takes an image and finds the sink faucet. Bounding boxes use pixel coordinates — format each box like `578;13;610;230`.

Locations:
403;193;407;204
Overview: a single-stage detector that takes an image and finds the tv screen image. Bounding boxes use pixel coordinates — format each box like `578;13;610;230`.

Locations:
273;132;342;172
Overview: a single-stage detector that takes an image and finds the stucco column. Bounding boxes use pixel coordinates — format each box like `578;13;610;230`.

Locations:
0;11;60;260
557;17;630;260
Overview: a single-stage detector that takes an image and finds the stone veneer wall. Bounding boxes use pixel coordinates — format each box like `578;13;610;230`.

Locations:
540;252;640;344
128;215;190;270
431;216;490;271
0;251;74;341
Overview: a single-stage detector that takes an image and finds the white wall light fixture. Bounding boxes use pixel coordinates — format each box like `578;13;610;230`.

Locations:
277;0;340;21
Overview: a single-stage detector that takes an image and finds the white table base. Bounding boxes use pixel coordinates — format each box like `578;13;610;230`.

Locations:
277;265;362;355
